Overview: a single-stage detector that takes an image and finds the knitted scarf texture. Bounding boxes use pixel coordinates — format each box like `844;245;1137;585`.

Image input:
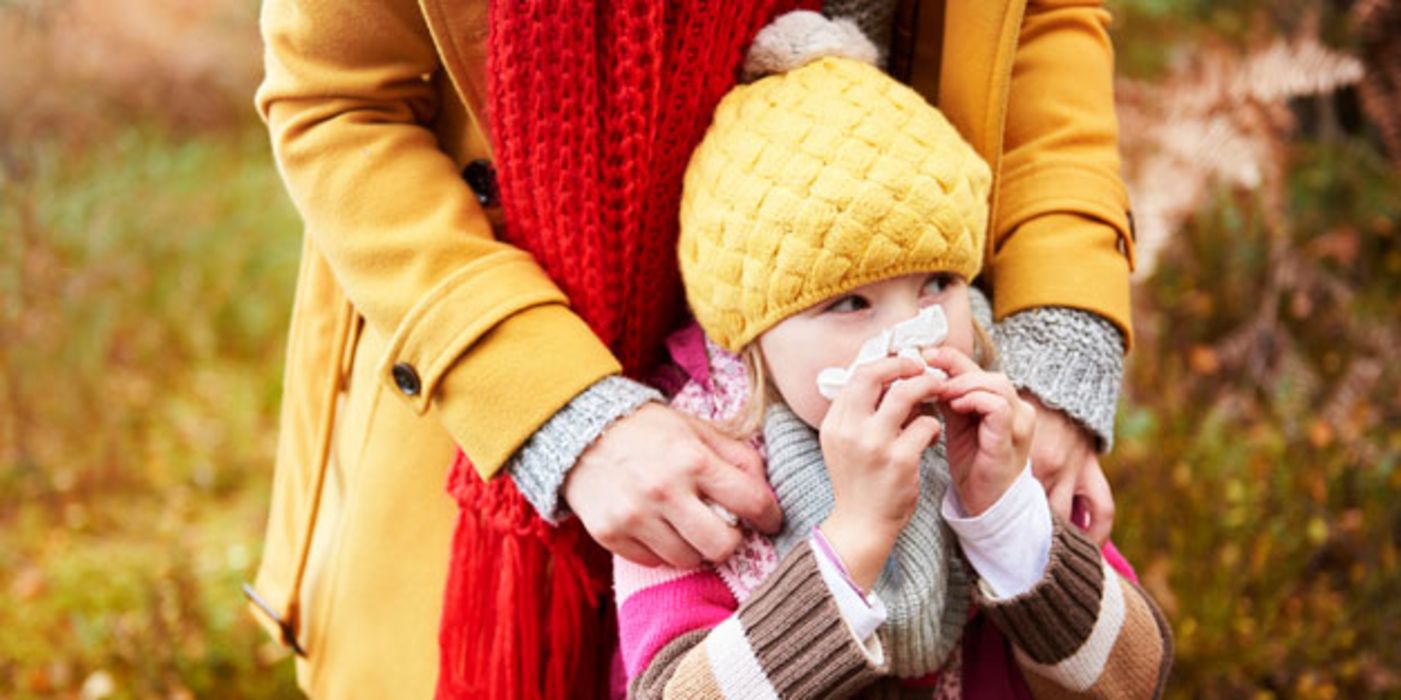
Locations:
763;402;972;678
437;2;816;699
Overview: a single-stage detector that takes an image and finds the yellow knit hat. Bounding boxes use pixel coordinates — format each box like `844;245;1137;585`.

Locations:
679;11;993;352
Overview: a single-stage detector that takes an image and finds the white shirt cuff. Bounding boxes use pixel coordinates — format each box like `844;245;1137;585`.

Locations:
808;537;887;644
941;460;1053;599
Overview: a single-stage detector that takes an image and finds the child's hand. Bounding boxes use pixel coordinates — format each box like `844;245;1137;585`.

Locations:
818;356;943;590
924;347;1036;516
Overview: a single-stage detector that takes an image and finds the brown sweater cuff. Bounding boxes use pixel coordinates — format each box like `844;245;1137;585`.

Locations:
977;519;1105;665
737;542;886;698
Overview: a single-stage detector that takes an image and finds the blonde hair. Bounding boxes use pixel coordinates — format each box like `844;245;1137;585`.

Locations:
722;344;773;439
722;316;999;440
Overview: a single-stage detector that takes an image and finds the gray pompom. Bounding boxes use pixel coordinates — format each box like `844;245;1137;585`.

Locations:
742;10;880;81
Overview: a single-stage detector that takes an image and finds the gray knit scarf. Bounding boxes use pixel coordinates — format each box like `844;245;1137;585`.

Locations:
764;402;970;677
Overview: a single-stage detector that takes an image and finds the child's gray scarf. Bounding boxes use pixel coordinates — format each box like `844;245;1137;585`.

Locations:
763;402;970;677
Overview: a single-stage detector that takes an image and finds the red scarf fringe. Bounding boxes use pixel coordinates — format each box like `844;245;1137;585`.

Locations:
437;452;614;700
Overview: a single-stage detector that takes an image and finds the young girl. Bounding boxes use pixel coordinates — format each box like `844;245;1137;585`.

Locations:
614;12;1172;699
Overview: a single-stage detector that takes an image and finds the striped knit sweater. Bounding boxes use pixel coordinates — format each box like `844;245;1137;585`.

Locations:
613;330;1172;699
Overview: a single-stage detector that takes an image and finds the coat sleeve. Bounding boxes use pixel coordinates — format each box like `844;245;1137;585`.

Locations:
978;521;1174;699
990;0;1136;347
617;544;885;699
256;0;621;478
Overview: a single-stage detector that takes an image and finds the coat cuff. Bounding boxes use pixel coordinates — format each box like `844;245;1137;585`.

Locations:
377;249;567;415
432;302;622;479
995;306;1124;451
991;212;1134;349
507;375;663;523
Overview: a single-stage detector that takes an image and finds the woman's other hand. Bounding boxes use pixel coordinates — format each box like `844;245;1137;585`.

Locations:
1024;395;1116;544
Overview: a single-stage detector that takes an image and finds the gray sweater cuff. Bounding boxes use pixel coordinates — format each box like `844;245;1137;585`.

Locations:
993;307;1125;452
506;375;663;523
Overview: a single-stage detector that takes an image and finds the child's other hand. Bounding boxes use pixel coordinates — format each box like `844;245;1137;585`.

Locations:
923;346;1036;516
818;356;943;590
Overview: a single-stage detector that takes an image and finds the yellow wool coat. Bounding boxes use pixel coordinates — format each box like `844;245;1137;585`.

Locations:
248;0;1136;696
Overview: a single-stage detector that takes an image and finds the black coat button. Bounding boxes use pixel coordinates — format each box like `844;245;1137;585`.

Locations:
392;362;421;397
462;159;499;208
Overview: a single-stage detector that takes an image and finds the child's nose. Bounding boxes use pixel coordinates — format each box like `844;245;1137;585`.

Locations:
885;297;924;324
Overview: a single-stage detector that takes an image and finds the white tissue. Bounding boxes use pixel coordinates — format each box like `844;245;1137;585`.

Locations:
816;305;950;400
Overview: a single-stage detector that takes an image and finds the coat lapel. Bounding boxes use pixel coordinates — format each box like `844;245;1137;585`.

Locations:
940;0;1026;260
939;0;1024;162
419;0;494;155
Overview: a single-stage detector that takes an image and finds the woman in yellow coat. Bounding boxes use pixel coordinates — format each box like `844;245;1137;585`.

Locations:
248;0;1137;696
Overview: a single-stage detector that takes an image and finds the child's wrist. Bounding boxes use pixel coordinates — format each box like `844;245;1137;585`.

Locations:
820;512;897;592
956;458;1024;516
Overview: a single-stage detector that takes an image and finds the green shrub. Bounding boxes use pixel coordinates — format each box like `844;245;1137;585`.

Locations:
0;126;302;698
1110;137;1401;698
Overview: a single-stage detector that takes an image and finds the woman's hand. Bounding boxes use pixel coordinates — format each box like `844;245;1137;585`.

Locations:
1024;395;1116;544
818;356;943;591
564;404;783;569
924;347;1036;517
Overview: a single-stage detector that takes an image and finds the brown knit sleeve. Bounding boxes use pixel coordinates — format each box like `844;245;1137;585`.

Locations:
734;543;887;698
629;542;887;699
977;520;1174;699
628;629;710;699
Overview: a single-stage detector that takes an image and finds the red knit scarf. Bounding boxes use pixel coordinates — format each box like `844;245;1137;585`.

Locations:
436;2;813;699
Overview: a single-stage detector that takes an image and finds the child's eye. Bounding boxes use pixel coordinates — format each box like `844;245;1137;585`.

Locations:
922;274;954;296
826;295;870;313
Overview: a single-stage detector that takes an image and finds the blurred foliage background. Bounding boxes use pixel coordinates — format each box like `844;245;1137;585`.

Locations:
0;0;1397;697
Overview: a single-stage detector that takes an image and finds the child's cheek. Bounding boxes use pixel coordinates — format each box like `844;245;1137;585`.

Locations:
948;325;975;358
786;372;833;430
810;396;835;428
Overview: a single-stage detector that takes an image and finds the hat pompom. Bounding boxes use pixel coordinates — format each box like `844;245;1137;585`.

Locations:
743;10;879;81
